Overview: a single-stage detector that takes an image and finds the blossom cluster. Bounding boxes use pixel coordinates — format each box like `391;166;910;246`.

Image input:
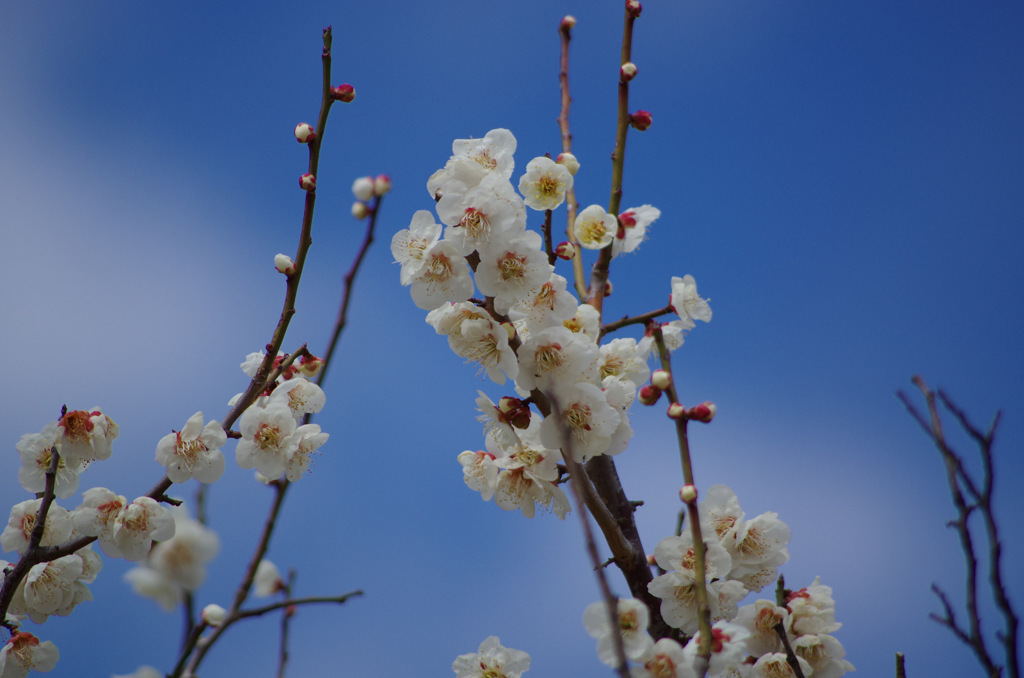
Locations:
393;128;708;518
1;349;331;674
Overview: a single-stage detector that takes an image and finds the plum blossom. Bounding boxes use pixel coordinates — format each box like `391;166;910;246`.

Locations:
613;205;660;257
111;497;176;562
669;275;711;329
408;240;475;311
16;422;83;499
518;156;573;211
631;638;694;678
254;559;285;597
452;635;530;678
155;412;227;484
583;597;655;667
458;450;499;502
236;403;299;481
391;210;443;285
575;204;617;250
1;500;73;555
56;408;118;465
72;488;128;558
284;423;329;481
0;633;58;677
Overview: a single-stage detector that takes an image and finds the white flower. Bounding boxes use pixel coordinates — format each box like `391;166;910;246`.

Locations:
539;382;621;461
493;468;569;519
474;230;553;315
254;559;284;597
16;422;83;499
681;621;751;677
1;500;72;555
408;240;475;311
111;497;176;562
597;337;650;386
793;634;855;678
448;317;519;385
72;487;128;558
563;303;601;338
510;273;579;335
15;555;92;624
155;412;227;484
575;204;617;250
269;378;326;422
56;408;118;465
518;157;573;211
583;598;655;667
669;275;711;328
430;129;518;199
515;326;599;394
733;600;787;657
630;638;693;678
284;424;329;482
613;205;660;256
486;416;561;483
458;450;499;502
787;576;842;635
749;652;813;678
123;565;179;612
436;173;527;256
452;635;530;678
148;509;219;591
0;633;59;677
235;403;299;481
391;210;443;285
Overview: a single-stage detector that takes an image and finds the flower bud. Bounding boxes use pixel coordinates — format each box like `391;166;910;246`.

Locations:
351;201;369;219
330;83;355;102
603;280;613;297
294;123;316;144
352;176;374;201
556;152;580;175
651;369;672;391
667;402;686;420
498;396;522;416
299;173;316;192
688;402;717;423
510;407;531;430
626;0;642;18
560;15;577;31
620;62;638;82
679;484;698;503
202;604;227;627
554;241;576;260
630;110;652;131
373;173;392;196
274;253;295;275
646;553;657;566
298;354;324;378
638;384;662;406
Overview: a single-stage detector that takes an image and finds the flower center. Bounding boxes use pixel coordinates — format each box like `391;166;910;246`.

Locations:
255;424;283;450
423;253;454;282
459;208;489;238
498;252;527;281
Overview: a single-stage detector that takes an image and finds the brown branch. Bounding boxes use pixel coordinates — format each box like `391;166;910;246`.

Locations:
600;304;673;340
557;16;586;298
774;622;807;678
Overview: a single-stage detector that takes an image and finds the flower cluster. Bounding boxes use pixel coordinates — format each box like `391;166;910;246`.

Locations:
394;129;708;516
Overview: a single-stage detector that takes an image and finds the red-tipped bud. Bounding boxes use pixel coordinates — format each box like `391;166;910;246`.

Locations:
688;402;717;423
620;62;638;82
646;553;657;566
374;174;392;196
560;15;577;31
297;354;324;378
651;369;672;391
274;253;295;275
667;402;686;420
330;83;355;103
556;152;580;175
294;123;316;144
619;210;637;228
351;201;369;219
603;280;613;297
679;484;698;503
299;173;316;192
630;110;652;131
626;0;642;18
352;176;374;201
554;241;576;260
510;407;531;430
639;384;662;405
497;396;522;415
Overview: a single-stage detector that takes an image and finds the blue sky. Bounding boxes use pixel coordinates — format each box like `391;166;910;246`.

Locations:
2;1;1022;677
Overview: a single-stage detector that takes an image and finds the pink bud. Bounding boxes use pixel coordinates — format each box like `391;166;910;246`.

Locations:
299;173;316;192
688;402;717;423
646;553;657;566
560;15;577;31
639;384;662;406
630;110;652;131
554;241;576;260
603;280;613;297
373;173;392;196
498;396;523;415
626;0;642;18
274;253;295;275
667;402;686;420
556;152;580;175
619;210;637;227
351;201;369;219
330;83;355;103
620;62;638;82
294;123;316;144
651;370;671;391
679;484;698;503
